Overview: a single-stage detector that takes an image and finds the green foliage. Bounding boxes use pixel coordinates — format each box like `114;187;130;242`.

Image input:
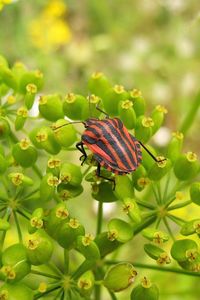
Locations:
0;55;200;300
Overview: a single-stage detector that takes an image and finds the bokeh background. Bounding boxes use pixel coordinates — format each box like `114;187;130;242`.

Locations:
0;1;200;299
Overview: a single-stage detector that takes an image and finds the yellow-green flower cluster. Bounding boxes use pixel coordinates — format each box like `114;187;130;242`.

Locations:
28;0;71;51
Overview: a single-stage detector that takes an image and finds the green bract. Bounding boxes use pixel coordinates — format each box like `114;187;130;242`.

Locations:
108;218;133;243
0;283;34;300
103;263;137;292
25;230;53;265
52;119;77;148
39;94;64;121
131;281;159;300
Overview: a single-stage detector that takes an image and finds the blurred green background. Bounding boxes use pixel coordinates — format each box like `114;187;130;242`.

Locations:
0;1;200;299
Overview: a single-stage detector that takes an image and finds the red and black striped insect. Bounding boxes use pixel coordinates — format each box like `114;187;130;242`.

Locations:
54;105;165;189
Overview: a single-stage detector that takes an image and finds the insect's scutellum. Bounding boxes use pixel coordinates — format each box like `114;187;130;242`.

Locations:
52;103;166;190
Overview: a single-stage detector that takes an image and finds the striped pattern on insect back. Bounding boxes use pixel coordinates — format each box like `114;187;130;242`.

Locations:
82;118;142;174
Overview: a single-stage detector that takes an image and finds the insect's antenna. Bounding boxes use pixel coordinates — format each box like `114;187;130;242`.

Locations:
52;121;85;131
139;141;166;163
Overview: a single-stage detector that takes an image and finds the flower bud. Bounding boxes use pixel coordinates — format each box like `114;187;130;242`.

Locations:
82;94;102;119
114;175;134;200
28;208;44;234
24;83;37;109
0;117;10;140
52;119;77;148
39;94;64;121
19;70;44;94
0;66;17;90
131;279;159;300
76;234;100;260
102;85;129;116
15;106;28;130
88;72;111;98
12;139;37;168
25;230;53;265
129;89;146;116
132;165;150;191
135;116;154;143
108;218;133;243
45;202;69;238
174;152;199;181
167;131;184;163
190;182;200;206
118;100;136;129
60;163;82;187
148;157;171;181
57;218;85;249
40;173;59;202
78;270;95;297
92;182;118;203
122;198;141;223
0;283;34;300
151;105;168;134
30;126;61;154
181;219;200;236
171;239;198;262
63;93;88;120
1;243;31;283
104;263;137;292
143;228;169;244
95;232;121;258
144;243;168;261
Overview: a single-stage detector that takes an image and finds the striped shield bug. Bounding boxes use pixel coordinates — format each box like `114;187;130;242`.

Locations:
53;101;166;190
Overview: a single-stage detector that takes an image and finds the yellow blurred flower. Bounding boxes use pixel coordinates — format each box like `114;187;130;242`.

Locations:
0;0;12;11
28;0;71;51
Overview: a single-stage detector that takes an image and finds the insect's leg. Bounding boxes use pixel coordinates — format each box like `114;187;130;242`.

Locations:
139;141;166;163
95;104;109;118
76;142;87;165
96;163;116;190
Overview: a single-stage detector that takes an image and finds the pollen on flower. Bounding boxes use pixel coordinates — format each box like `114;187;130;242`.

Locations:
17;107;28;117
156;156;167;168
157;252;171;265
137;177;150;187
82;233;94;246
87;94;100;104
65;93;76;103
20;138;30;150
130;88;142;98
172;131;184;140
27;238;40;250
78;278;92;290
47;176;60;187
7;95;16;104
9;172;24;186
186;249;198;262
26;83;37;94
31;217;43;229
186;151;197;162
48;158;61;168
156;105;168;114
56;207;69;219
36;131;48;142
113;85;125;94
68;218;80;229
142;117;154;128
141;276;152;288
107;229;118;241
121;100;133;110
193;220;200;234
0;289;9;300
39;96;47;105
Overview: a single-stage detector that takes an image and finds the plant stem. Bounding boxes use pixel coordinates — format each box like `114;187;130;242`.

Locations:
135;199;156;210
168;200;192;211
63;249;69;274
167;213;185;226
152;185;160;205
156;182;162;204
163;217;175;241
13;210;23;243
34;284;61;299
108;290;118;300
96;200;103;235
31;269;61;280
82;165;92;177
32;164;43;179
